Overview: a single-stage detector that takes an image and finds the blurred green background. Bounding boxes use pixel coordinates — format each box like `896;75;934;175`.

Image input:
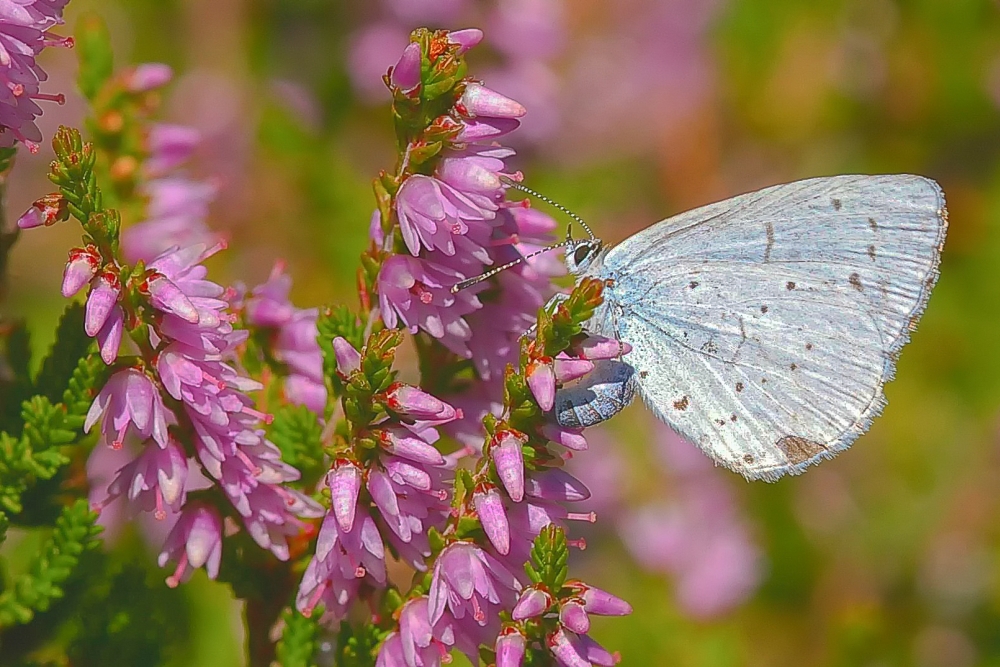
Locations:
6;0;1000;665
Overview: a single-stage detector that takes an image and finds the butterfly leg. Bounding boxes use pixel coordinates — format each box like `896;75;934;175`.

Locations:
554;359;638;428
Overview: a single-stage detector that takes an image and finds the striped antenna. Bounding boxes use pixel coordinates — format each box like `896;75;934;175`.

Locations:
500;176;597;240
450;237;577;293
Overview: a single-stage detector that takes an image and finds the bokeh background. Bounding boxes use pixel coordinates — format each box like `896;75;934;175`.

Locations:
5;0;1000;665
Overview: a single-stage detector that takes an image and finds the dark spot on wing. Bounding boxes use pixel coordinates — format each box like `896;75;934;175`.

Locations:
736;382;744;393
743;454;754;464
730;414;737;422
701;341;718;354
777;436;828;465
716;418;726;426
786;281;796;291
764;221;775;263
640;370;649;379
832;198;842;211
689;280;699;289
805;343;813;351
868;217;878;231
760;305;769;314
761;377;768;384
673;396;689;411
849;273;863;291
790;363;798;371
868;244;877;261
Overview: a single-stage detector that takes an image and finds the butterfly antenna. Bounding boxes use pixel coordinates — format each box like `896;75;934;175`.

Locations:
500;176;597;240
451;238;576;293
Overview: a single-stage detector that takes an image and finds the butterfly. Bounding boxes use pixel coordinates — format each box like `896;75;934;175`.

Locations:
547;175;947;481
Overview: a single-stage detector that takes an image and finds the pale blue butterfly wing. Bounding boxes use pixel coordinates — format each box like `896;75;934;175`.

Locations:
562;175;947;481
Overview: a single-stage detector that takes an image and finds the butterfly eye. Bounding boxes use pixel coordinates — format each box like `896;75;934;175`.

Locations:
573;244;592;265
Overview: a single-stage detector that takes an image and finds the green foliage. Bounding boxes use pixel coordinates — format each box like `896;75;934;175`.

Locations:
75;13;114;102
34;303;91;404
0;500;102;628
275;607;321;667
341;328;402;435
524;525;569;593
48;127;109;246
270;404;326;488
64;557;192;667
0;321;32;433
335;621;383;667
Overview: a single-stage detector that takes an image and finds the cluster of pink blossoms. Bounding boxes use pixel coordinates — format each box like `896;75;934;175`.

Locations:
376;29;565;444
296;336;456;620
0;0;72;152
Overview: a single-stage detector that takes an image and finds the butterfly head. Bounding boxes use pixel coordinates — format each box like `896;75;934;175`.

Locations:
565;238;604;275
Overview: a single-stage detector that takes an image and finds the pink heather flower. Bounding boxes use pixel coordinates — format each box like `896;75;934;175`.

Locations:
61;245;100;297
146;123;200;175
547;625;616;667
474;483;510;555
333;336;361;374
329;461;362;533
386;382;458;422
123;177;218;264
85;368;170;450
157;503;223;586
296;505;387;619
565;581;632;617
124;62;172;92
244;263;327;413
428;542;520;655
395;175;493;259
390;41;421;94
496;626;527;667
457;83;526;119
84;268;121;337
447;28;483;54
379;255;484;357
526;358;555;411
0;0;70;152
375;597;452;667
512;587;552;620
492;430;526;502
98;436;189;520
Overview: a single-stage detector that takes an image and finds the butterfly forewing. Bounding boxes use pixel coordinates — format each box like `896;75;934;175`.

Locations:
590;175;946;480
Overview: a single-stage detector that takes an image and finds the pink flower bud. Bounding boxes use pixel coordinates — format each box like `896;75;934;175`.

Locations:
378;427;444;465
474;484;510;555
332;336;361;374
145;272;199;323
328;462;362;533
126;63;173;92
85;269;122;337
513;587;552;620
496;626;526;667
540;424;588;451
96;304;124;365
386;383;457;421
456;117;520;142
447;28;483;53
459;83;526;119
572;582;633;616
62;245;101;297
554;353;595;383
18;193;68;229
574;335;630;360
492;430;526;502
526;358;555;411
560;599;590;634
390;42;421;93
547;626;588;667
525;469;591;502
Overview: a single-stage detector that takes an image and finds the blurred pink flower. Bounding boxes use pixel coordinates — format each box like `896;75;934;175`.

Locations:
619;424;762;618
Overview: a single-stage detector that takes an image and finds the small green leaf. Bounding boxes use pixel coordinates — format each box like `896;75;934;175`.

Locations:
275;606;321;667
